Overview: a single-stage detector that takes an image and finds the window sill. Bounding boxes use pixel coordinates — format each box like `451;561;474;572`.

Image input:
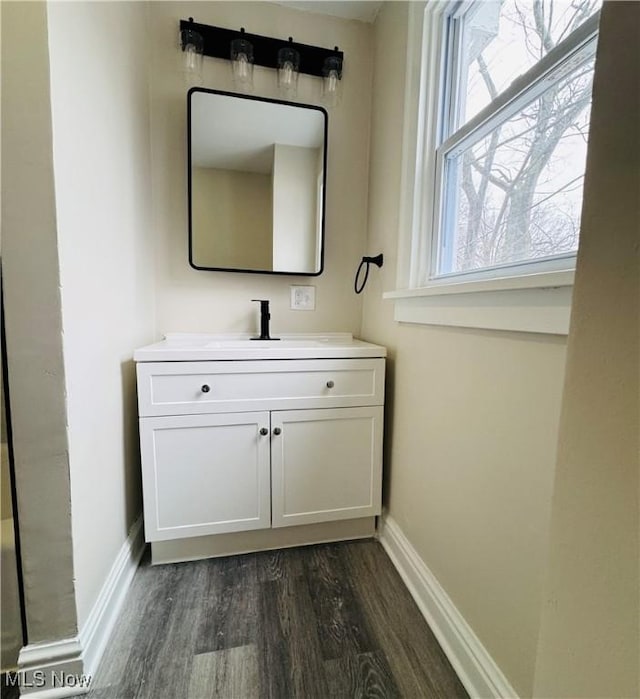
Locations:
383;272;574;335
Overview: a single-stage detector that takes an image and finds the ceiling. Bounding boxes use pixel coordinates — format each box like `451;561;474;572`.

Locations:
191;92;325;172
270;1;383;23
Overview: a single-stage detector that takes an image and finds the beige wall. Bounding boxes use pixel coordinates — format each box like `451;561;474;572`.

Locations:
361;4;567;695
533;2;640;696
45;0;156;629
272;145;319;272
1;1;78;643
148;1;372;337
192;167;273;270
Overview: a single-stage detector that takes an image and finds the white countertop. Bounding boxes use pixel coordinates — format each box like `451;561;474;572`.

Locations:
134;333;387;362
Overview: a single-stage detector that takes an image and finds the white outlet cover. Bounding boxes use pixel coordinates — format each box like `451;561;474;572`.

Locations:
290;285;316;311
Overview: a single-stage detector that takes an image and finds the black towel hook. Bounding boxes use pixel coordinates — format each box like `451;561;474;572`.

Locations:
354;254;383;294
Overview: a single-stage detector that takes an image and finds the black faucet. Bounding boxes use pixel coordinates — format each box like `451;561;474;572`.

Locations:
251;299;280;341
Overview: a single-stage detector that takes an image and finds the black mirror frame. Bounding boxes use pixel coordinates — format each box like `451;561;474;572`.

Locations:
187;87;328;276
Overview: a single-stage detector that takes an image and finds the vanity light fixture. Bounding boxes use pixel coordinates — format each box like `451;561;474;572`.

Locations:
180;22;204;82
277;39;300;98
179;18;344;98
230;28;254;92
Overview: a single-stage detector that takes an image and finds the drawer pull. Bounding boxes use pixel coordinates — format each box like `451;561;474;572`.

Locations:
273;427;282;436
201;384;211;393
259;427;269;436
326;380;335;389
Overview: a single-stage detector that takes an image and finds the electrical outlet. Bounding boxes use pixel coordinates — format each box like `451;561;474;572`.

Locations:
290;285;316;311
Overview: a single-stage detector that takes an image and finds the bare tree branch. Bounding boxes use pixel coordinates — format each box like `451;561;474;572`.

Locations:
449;0;596;272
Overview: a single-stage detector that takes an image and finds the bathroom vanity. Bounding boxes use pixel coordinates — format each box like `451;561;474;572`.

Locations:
134;334;386;563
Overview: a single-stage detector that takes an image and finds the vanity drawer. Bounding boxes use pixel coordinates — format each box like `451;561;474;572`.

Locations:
137;359;385;417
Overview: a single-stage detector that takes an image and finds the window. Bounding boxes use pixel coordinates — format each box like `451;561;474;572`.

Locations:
386;0;602;334
434;0;601;283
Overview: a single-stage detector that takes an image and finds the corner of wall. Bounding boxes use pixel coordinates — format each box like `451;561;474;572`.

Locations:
17;516;145;697
1;0;78;646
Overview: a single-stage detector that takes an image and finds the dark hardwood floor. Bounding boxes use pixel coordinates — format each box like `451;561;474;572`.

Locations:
88;539;468;698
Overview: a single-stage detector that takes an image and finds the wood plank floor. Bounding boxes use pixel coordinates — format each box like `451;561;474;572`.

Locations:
88;540;468;698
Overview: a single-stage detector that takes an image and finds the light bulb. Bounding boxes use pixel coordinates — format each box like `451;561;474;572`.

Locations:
322;54;342;107
185;45;198;72
237;53;249;79
277;44;300;97
281;61;293;86
180;25;204;84
326;69;338;94
230;34;254;91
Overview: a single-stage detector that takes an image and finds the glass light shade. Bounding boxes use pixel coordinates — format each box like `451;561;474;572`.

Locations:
277;45;300;98
322;55;343;107
230;35;254;91
180;27;204;83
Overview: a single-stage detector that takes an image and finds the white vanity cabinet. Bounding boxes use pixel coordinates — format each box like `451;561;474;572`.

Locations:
138;411;272;541
270;407;383;528
135;334;386;559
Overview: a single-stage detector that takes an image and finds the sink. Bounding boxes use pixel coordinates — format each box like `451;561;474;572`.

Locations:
204;339;331;349
134;333;386;362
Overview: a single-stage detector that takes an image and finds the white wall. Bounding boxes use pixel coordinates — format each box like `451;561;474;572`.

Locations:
1;0;78;644
148;1;373;337
533;2;639;695
360;4;567;695
46;0;155;628
272;144;319;272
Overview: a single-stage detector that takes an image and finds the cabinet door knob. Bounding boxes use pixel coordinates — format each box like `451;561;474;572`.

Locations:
259;427;268;436
273;427;282;436
326;380;335;389
201;384;210;393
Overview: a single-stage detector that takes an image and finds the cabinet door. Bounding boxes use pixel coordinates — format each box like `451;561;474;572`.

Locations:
271;407;383;528
140;412;271;541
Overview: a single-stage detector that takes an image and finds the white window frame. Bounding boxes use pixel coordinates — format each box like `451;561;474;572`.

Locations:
384;1;600;335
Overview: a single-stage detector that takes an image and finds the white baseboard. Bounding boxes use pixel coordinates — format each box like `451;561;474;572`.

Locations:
378;515;518;699
18;516;145;697
16;638;86;697
79;515;145;677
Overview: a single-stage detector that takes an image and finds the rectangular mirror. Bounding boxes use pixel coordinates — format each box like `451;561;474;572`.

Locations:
188;88;327;275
